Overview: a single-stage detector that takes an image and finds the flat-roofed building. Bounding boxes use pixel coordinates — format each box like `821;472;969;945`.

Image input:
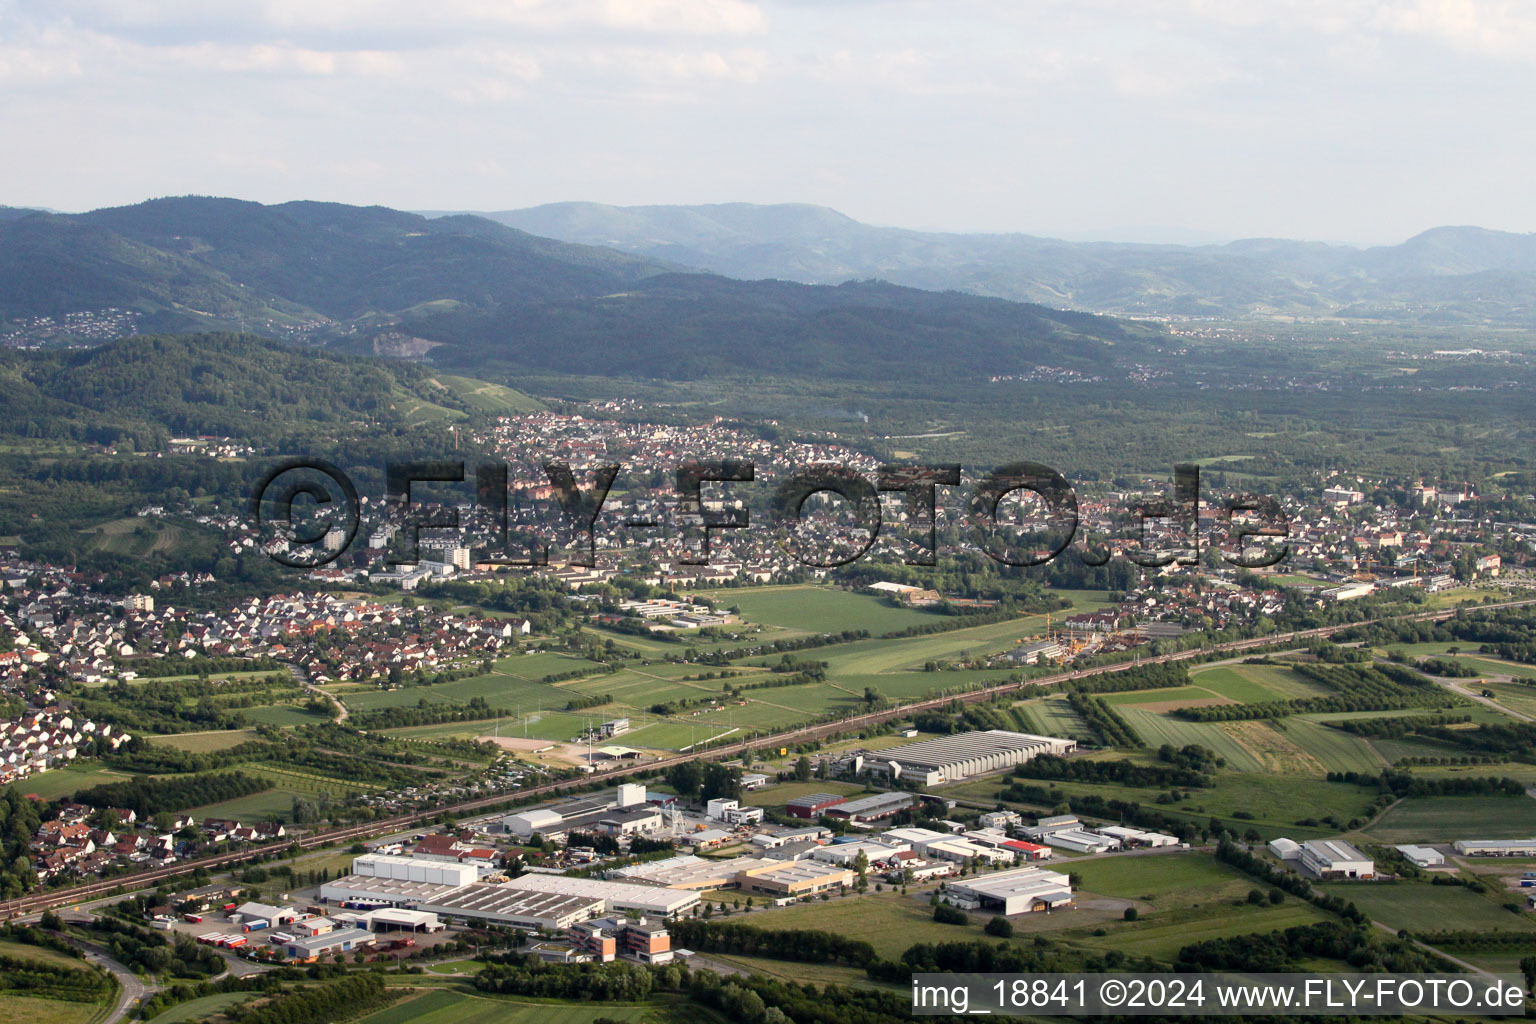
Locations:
1453;839;1536;857
1041;829;1118;854
498;873;701;917
319;874;466;908
280;926;374;962
786;793;848;819
740;860;855;898
570;916;674;964
823;791;914;825
868;730;1077;787
1096;825;1179;848
1395;845;1445;868
941;865;1074;915
353;854;479;887
616;854;770;890
809;841;909;868
416;885;603;930
1299;839;1374;879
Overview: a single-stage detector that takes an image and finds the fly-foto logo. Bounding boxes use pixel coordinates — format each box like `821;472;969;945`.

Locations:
250;459;1289;570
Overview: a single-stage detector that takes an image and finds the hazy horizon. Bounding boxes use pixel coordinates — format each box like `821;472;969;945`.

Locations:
7;1;1536;243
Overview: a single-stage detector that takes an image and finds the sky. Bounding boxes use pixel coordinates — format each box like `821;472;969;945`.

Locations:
3;0;1536;243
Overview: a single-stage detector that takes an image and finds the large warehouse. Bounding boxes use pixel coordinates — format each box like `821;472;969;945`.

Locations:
940;865;1075;915
1454;839;1536;857
867;730;1077;786
498;873;701;917
319;874;465;908
353;855;479;887
415;885;605;931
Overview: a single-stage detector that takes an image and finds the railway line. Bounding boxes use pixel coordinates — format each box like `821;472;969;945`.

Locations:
3;594;1531;920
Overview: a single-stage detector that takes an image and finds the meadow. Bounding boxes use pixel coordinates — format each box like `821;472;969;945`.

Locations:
1317;881;1536;934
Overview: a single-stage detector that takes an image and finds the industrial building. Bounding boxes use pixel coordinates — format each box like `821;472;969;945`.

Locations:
1268;837;1300;861
940;865;1074;915
415;884;605;931
706;798;764;825
352;854;479;888
334;908;444;933
739;860;855;898
1040;829;1118;854
569;917;674;964
865;730;1078;787
280;927;375;962
785;793;848;819
1298;839;1374;879
1396;845;1445;868
502;784;650;839
319;874;465;908
824;791;915;825
1095;826;1180;848
1453;839;1536;857
497;872;701;917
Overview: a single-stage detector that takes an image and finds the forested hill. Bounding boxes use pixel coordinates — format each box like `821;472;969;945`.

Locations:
0;333;525;449
0;196;1164;382
476;201;1536;324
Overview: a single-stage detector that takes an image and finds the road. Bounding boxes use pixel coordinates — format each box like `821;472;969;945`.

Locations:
290;663;347;723
76;939;148;1024
2;594;1533;921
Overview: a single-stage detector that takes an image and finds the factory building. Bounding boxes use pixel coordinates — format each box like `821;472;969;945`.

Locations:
319;875;465;908
1298;839;1374;879
940;865;1075;915
352;855;479;888
824;791;915;825
497;873;701;917
865;730;1078;787
280;927;375;963
1095;826;1180;848
785;793;848;819
1396;845;1445;868
502;784;649;839
1453;839;1536;857
739;860;855;898
415;885;604;931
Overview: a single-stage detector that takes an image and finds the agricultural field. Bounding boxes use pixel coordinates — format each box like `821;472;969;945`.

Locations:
0;937;115;1024
688;585;943;636
244;704;330;727
360;989;694;1024
1363;797;1536;843
340;654;606;714
148;728;261;752
1065;900;1332;960
13;764;133;801
146;992;256;1024
1317;881;1536;934
742;890;1024;957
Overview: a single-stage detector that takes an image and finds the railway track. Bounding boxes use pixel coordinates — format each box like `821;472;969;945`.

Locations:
4;594;1531;920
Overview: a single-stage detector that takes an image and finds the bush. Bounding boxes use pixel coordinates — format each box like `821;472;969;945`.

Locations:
1123;907;1139;921
984;916;1014;938
933;904;969;926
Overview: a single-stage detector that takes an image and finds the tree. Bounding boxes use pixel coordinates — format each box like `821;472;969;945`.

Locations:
984;916;1014;937
1123;907;1139;921
794;756;812;782
668;761;705;800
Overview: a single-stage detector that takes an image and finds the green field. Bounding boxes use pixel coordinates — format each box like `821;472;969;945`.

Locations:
341;654;608;714
1363;796;1536;843
13;764;133;801
1318;881;1536;934
360;990;686;1024
690;585;942;636
244;704;331;727
148;729;261;752
0;995;102;1024
146;992;256;1024
433;375;546;414
1067;900;1332;960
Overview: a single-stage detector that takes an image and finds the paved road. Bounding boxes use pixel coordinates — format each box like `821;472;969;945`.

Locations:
75;941;149;1024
